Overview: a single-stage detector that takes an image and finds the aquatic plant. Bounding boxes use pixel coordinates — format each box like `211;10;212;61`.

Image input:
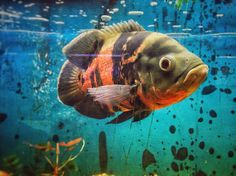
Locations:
0;155;22;175
0;170;11;176
92;173;115;176
175;0;193;9
26;137;85;176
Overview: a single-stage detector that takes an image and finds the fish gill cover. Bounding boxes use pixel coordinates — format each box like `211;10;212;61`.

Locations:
0;0;236;176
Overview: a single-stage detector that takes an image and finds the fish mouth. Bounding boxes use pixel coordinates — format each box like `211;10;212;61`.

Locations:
180;64;208;91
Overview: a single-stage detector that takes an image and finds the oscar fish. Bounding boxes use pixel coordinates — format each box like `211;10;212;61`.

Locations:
57;20;208;124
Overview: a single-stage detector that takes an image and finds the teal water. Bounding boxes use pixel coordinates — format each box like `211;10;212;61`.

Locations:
0;0;236;176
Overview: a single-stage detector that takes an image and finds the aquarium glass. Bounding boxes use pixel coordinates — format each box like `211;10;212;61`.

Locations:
0;0;236;175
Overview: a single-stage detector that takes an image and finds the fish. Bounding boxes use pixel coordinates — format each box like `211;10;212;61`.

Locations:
57;20;208;124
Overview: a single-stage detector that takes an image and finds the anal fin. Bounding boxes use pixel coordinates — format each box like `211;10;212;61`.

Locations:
132;111;152;122
74;96;114;119
106;110;152;124
106;111;134;124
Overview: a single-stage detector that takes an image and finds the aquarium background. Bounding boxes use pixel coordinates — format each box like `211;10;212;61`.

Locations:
0;0;236;175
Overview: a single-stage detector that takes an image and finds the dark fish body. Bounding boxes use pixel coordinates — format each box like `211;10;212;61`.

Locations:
58;20;208;124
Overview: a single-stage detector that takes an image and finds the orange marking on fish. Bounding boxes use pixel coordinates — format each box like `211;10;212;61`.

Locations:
82;47;115;92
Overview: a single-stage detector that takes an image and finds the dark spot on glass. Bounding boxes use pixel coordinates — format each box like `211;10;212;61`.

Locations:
185;166;190;170
173;114;176;119
190;141;194;146
211;67;218;75
0;48;5;56
169;125;176;134
224;88;232;94
14;134;20;140
57;121;64;130
17;82;22;87
175;147;188;161
20;116;24;121
211;55;216;61
195;170;207;176
186;13;192;20
171;162;179;172
233;97;236;103
202;85;217;95
209;120;213;124
0;113;7;123
209;147;214;154
223;0;232;4
188;128;194;134
198;117;203;122
171;146;176;156
220;66;230;75
209;110;217;118
189;155;194;161
228;151;234;158
216;155;221;159
190;98;194;101
233;165;236;170
199;141;205;150
52;134;59;143
200;107;203;114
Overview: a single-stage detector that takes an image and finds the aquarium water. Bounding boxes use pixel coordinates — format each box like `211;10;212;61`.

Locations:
0;0;236;175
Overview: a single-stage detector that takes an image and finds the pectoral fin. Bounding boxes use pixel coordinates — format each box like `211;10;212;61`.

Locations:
87;84;137;106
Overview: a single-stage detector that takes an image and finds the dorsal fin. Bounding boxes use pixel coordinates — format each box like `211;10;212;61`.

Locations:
62;29;104;69
62;20;145;70
100;20;145;36
62;29;104;56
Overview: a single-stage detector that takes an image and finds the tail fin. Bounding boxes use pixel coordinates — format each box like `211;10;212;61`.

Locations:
57;60;113;119
57;60;84;106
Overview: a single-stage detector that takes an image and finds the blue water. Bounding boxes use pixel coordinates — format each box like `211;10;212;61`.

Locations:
0;0;236;175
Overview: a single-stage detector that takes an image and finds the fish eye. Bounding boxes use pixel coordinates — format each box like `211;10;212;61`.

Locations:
159;55;175;72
